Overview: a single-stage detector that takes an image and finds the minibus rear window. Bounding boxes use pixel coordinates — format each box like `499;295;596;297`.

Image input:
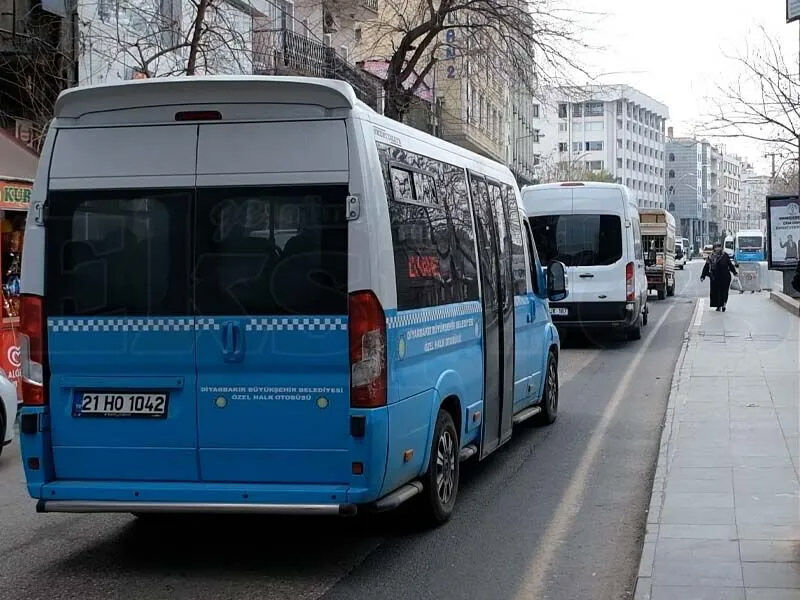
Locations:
530;214;623;267
194;185;347;316
738;236;761;249
46;190;192;317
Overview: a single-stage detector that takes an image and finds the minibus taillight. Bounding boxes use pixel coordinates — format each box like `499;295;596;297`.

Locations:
19;294;47;406
349;291;387;408
626;262;635;302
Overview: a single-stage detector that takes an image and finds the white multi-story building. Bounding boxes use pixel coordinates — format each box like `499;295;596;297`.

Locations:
740;163;771;230
720;152;742;236
538;85;669;208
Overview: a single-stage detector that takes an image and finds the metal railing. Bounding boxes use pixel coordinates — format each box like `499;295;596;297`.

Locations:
253;28;379;109
363;0;378;11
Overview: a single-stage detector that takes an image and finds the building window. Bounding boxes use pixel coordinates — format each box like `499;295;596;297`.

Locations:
668;153;675;162
587;160;604;171
573;103;583;117
355;27;362;42
617;158;623;169
669;170;675;178
558;103;568;118
617;138;623;149
532;104;540;118
617;100;623;115
668;185;675;194
585;102;604;117
533;154;541;166
586;141;603;151
532;129;540;143
558;122;568;132
572;142;582;153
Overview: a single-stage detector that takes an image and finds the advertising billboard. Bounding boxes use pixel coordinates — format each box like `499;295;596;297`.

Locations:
767;195;800;269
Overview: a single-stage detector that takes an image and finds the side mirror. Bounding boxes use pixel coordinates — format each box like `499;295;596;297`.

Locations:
547;260;568;302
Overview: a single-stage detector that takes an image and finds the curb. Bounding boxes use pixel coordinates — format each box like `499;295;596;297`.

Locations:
769;291;800;316
632;298;698;600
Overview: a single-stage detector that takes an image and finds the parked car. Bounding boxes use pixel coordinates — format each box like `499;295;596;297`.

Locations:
701;244;714;259
0;369;17;458
675;240;687;269
522;181;648;340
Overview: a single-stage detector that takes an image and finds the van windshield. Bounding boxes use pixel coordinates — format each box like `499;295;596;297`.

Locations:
46;186;348;317
529;214;623;267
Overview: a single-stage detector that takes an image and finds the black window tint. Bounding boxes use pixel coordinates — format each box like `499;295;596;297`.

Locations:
46;190;191;317
530;214;623;267
502;185;526;295
378;143;478;310
632;219;643;260
738;236;762;249
470;174;498;310
524;221;541;295
489;182;512;308
194;186;347;315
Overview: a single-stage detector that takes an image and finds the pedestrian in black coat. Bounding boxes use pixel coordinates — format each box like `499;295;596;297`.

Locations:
701;243;738;311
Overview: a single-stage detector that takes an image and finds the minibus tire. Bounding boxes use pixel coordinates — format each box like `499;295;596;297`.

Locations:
420;410;460;525
535;352;559;426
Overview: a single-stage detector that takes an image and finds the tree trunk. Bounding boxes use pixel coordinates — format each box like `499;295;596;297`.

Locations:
186;0;211;75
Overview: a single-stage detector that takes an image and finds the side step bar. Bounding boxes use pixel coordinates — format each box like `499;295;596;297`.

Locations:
459;444;478;462
36;500;357;516
512;405;542;425
371;481;423;512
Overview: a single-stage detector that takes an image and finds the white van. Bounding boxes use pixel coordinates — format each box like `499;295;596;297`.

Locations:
521;182;648;340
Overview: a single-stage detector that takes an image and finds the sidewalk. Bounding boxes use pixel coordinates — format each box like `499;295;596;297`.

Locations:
635;292;800;600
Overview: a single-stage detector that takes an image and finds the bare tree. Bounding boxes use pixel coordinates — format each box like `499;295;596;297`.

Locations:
0;5;73;151
705;27;800;180
351;0;590;120
536;156;615;184
81;0;254;81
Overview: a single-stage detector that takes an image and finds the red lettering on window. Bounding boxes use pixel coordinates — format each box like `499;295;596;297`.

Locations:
408;256;440;278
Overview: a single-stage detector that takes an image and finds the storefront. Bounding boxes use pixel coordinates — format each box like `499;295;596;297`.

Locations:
0;130;38;395
0;178;30;393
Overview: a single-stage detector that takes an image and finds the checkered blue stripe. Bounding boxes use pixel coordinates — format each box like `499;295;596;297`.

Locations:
245;317;347;332
48;318;193;332
197;318;221;331
386;301;482;329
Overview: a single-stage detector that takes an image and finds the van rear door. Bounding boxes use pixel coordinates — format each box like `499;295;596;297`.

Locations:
45;126;199;481
193;121;351;484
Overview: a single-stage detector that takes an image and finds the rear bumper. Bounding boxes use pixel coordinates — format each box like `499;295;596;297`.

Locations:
37;499;357;516
549;301;639;328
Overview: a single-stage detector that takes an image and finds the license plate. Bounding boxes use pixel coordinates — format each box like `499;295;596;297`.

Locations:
74;392;168;418
550;307;569;316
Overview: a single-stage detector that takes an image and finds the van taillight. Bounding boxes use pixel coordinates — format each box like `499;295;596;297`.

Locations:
19;294;47;406
349;291;386;408
626;262;635;301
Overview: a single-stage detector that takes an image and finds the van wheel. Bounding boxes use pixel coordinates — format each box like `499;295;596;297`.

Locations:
642;304;649;326
420;410;460;525
657;288;666;300
626;315;642;340
535;352;558;426
667;283;675;297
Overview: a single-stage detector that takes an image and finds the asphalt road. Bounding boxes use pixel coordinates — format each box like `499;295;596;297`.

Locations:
0;262;703;600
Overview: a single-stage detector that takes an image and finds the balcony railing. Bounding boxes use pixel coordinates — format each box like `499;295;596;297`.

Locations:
363;0;378;11
253;28;379;110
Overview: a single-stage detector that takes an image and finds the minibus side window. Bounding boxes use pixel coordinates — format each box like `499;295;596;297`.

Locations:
502;186;526;296
377;142;479;311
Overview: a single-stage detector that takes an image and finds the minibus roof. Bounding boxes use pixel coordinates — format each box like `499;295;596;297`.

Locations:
54;76;358;119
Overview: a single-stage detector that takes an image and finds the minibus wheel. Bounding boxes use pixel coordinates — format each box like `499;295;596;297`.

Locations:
535;352;559;426
420;409;460;524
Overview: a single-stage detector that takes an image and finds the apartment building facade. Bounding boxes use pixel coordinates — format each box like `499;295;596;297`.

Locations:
538;85;669;208
740;164;770;230
665;136;704;248
720;152;742;236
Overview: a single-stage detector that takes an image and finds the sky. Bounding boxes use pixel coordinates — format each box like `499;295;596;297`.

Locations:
565;0;799;173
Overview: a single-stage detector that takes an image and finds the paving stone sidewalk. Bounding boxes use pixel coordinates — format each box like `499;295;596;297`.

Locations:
634;292;800;600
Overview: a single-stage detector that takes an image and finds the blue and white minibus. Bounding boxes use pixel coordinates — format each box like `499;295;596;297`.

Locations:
734;229;765;263
17;77;567;523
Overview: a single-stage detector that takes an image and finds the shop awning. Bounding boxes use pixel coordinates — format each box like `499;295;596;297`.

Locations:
0;129;38;183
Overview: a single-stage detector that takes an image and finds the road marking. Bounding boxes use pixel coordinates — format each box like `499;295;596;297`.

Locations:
514;304;676;600
693;298;705;328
